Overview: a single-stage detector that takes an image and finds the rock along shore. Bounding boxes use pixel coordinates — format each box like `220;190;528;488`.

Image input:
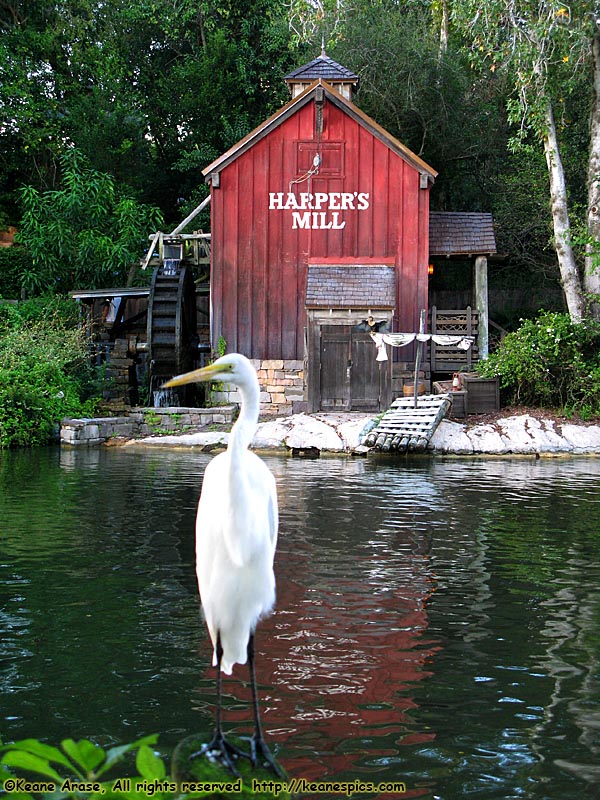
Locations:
122;411;600;457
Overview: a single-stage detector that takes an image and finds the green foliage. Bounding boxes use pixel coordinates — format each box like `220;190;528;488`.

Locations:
334;1;511;213
451;0;593;136
478;311;600;416
0;246;34;300
489;145;560;281
0;733;289;799
0;297;101;447
0;734;166;799
0;0;595;315
14;149;163;295
0;0;299;223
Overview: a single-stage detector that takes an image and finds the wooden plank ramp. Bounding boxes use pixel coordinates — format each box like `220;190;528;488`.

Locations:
363;394;451;452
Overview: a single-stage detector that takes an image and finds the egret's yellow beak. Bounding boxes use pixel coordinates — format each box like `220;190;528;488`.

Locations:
162;362;224;388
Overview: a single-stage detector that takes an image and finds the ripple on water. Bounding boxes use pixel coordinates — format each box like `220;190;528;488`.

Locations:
1;450;599;797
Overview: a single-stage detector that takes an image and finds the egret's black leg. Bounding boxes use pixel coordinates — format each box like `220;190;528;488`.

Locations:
193;633;250;777
247;633;285;779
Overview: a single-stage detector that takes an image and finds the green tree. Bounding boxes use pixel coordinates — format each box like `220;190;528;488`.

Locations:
14;149;163;295
287;0;347;46
0;0;299;226
332;1;511;213
451;0;599;321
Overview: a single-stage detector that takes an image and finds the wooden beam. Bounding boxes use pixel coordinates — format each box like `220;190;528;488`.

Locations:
474;255;489;359
170;194;212;236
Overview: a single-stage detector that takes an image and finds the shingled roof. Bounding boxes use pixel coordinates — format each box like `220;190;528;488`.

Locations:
306;264;396;308
429;212;497;256
285;53;359;87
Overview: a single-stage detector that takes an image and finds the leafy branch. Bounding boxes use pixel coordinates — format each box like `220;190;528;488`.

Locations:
0;735;171;799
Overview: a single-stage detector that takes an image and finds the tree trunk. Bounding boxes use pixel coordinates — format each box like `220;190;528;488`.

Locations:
585;30;600;319
439;0;449;57
543;97;586;322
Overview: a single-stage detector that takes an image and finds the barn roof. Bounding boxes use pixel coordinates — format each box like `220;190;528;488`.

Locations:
306;264;396;308
285;53;359;86
202;80;437;182
429;212;497;256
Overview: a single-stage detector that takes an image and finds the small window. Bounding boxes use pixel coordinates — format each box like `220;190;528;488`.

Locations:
296;141;344;178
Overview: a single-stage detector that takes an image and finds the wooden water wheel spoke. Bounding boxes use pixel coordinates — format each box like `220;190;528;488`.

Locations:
147;264;197;397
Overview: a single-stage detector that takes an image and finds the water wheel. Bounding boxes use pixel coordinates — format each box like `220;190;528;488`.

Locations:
147;263;197;401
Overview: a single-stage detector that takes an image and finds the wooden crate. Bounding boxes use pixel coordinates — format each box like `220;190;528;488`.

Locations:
433;381;466;419
462;374;499;414
449;390;467;418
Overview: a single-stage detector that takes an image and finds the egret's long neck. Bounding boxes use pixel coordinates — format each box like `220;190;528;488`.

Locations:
228;378;259;455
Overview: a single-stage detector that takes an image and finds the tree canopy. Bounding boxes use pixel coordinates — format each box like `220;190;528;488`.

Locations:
0;0;303;222
0;0;598;320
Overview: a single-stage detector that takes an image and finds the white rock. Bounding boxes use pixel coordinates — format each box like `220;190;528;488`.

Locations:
493;415;535;453
513;415;568;453
429;420;474;454
315;413;374;449
466;423;506;453
253;418;293;448
284;414;344;450
123;411;600;456
561;423;600;453
336;417;374;449
126;431;229;448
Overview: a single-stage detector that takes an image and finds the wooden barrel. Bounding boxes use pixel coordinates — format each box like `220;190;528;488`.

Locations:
403;381;426;397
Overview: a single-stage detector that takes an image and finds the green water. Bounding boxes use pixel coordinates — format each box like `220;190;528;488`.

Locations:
1;447;599;798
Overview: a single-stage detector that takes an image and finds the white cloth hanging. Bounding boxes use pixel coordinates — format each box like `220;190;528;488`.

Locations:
371;333;389;361
370;332;474;361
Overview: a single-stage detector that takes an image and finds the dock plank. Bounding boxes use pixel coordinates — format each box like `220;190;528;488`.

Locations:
364;394;451;452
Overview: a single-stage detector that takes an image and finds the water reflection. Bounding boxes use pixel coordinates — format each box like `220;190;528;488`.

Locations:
1;449;599;798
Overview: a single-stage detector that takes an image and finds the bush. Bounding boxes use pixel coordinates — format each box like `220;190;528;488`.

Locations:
0;297;101;446
477;310;600;418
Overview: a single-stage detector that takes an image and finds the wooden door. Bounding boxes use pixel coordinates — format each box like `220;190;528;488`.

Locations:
319;326;389;411
320;325;351;410
350;331;382;411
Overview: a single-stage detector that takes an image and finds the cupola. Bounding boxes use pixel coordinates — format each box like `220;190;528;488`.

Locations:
284;50;359;100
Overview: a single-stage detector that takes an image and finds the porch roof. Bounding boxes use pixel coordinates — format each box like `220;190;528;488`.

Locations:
429;212;497;256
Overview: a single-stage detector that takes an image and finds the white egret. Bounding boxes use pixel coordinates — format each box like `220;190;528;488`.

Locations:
163;353;282;777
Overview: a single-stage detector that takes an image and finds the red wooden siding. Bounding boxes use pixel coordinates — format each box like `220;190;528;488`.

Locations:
209;90;431;360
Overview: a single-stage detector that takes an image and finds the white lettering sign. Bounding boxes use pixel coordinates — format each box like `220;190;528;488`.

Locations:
268;191;370;229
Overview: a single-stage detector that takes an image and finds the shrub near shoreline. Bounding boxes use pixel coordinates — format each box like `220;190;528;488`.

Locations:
0;297;101;447
477;310;600;420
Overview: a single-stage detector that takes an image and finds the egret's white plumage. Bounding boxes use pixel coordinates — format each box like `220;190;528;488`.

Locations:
163;353;282;775
166;353;278;671
194;359;278;674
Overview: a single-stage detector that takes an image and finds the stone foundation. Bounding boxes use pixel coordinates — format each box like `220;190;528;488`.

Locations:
61;406;235;446
211;358;306;416
392;361;430;396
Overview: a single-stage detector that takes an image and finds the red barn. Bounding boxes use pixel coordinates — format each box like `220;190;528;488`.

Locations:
202;54;439;413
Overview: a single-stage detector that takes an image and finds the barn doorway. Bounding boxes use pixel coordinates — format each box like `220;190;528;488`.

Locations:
319;325;390;412
305;264;396;412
